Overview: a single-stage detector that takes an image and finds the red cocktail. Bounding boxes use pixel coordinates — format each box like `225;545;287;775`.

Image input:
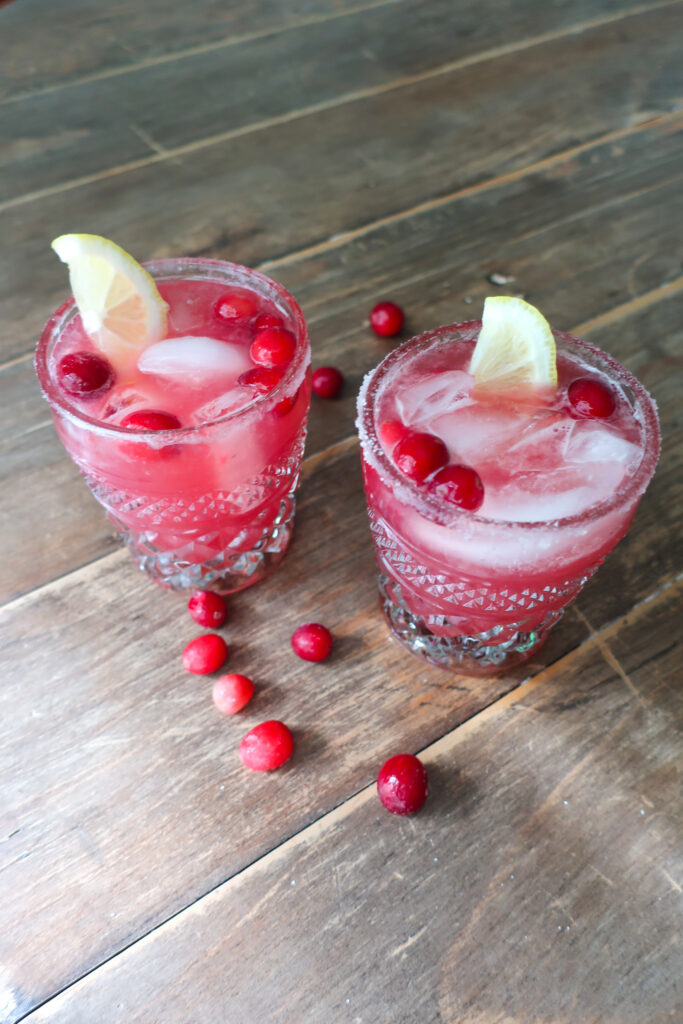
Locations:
36;257;311;592
357;321;660;674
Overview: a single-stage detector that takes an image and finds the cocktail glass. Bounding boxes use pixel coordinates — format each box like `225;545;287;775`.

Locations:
357;322;660;675
36;258;311;593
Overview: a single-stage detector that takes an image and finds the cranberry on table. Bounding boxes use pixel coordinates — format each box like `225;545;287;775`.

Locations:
312;366;344;399
253;312;285;331
57;351;114;397
429;464;484;512
291;623;333;662
238;366;283;395
214;290;260;323
377;753;429;815
378;419;409;453
250;326;297;368
188;590;227;629
239;720;294;771
120;409;182;431
393;430;449;482
213;674;254;715
568;377;616;419
182;634;229;675
369;301;405;338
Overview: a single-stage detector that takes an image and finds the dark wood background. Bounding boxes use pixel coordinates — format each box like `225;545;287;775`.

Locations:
1;1;681;1021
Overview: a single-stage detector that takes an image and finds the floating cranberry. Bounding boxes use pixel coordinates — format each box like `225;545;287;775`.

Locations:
377;753;429;815
238;366;283;395
239;720;294;771
273;388;298;417
250;327;297;368
182;634;229;675
568;377;616;419
188;590;227;629
378;419;409;452
393;430;448;482
291;622;333;662
369;301;405;338
430;464;484;512
214;290;260;323
213;674;254;715
253;312;285;331
120;409;182;431
57;351;114;397
312;366;344;399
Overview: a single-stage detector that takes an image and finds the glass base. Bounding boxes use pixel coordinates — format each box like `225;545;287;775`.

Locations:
111;496;296;593
378;573;562;676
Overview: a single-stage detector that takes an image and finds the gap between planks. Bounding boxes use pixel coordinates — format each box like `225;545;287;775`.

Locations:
17;570;682;1023
1;1;680;216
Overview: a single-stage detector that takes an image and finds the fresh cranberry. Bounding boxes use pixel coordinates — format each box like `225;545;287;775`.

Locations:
238;366;283;395
291;623;333;662
214;290;260;323
57;351;115;397
369;301;405;338
312;366;344;399
253;312;285;331
120;409;182;431
188;590;227;629
568;377;616;419
429;464;484;511
377;753;429;815
393;430;448;482
378;419;409;452
250;327;297;368
213;674;254;715
273;388;298;417
239;720;294;771
182;634;229;675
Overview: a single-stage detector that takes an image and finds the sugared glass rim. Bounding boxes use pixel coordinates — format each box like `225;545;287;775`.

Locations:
356;320;661;531
34;257;310;440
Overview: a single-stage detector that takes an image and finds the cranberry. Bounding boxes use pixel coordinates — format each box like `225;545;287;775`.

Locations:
568;377;616;419
312;366;344;399
238;366;283;395
239;720;294;771
57;351;115;397
378;419;409;452
182;634;229;675
188;590;227;629
214;290;259;323
273;388;298;417
250;327;297;368
213;673;254;715
253;312;285;331
393;430;448;482
369;301;405;338
377;753;429;815
291;623;333;662
430;464;484;511
120;409;182;431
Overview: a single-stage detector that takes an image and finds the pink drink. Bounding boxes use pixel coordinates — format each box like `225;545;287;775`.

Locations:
36;258;311;591
357;322;660;674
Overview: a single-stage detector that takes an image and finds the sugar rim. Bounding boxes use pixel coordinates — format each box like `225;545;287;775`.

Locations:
34;257;310;441
356;320;661;532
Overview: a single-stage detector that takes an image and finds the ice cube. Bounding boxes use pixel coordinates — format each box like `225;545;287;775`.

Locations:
191;388;253;424
564;419;640;469
138;337;252;381
396;370;473;425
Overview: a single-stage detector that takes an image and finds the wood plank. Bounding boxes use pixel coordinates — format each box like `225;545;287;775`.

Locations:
0;0;392;100
20;578;683;1024
2;121;681;602
3;1;680;202
2;9;682;360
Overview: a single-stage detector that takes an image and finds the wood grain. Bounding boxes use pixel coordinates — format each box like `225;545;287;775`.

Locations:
21;579;683;1024
2;1;680;202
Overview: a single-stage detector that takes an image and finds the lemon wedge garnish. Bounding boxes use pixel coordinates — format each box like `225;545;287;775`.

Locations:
51;233;168;369
470;296;557;392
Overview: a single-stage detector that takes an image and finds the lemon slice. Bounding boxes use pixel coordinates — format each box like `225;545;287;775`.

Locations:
470;296;557;392
51;233;168;369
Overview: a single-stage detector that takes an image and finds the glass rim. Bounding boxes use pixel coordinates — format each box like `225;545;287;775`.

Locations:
34;256;310;441
356;320;661;532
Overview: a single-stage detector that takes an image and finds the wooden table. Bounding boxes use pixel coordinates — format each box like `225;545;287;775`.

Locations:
1;1;681;1020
